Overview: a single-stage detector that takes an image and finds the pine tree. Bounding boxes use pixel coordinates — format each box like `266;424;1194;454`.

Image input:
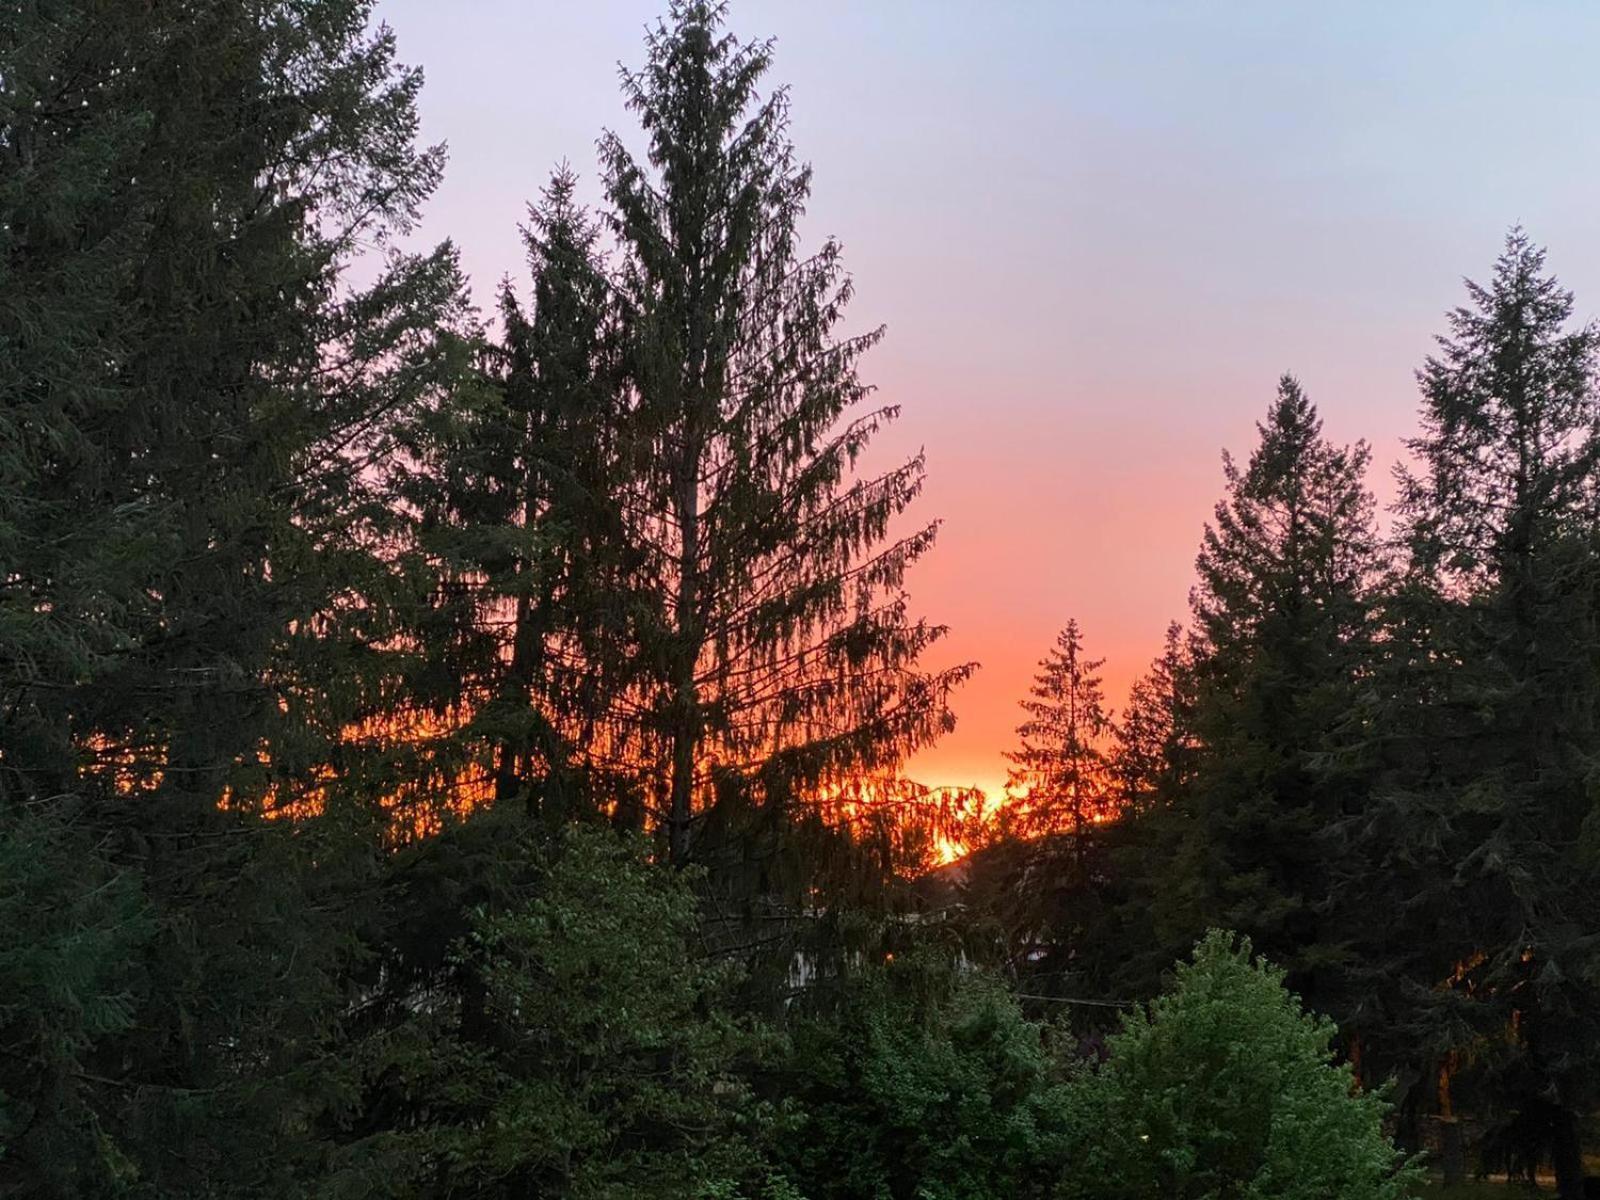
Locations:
393;165;636;831
599;1;971;870
962;620;1121;995
1168;375;1380;1005
1004;619;1116;842
1110;621;1197;816
1097;622;1202;999
330;822;772;1199
490;169;637;820
0;2;467;1191
1347;232;1600;1197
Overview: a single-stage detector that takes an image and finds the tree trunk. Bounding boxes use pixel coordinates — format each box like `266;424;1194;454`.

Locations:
1552;1104;1586;1200
495;439;551;816
668;459;700;867
1438;1119;1466;1189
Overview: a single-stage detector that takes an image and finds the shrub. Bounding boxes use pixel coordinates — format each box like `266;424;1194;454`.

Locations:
775;951;1073;1200
1060;930;1420;1200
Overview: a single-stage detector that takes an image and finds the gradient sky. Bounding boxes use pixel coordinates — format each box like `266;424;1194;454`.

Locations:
377;0;1600;798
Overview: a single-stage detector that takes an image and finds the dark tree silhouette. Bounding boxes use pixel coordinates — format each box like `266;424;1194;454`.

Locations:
0;1;467;1191
600;2;971;867
1162;376;1380;1006
1111;621;1197;816
1350;232;1600;1199
1003;618;1116;843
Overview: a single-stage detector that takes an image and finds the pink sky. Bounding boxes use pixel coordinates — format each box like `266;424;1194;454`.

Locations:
378;0;1600;798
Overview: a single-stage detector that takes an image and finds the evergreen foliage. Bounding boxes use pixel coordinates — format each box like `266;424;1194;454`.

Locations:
5;0;1575;1192
599;1;973;871
1159;377;1380;1003
773;951;1073;1200
1003;619;1116;840
391;164;633;831
328;822;772;1199
1063;931;1420;1200
1343;232;1600;1196
1111;622;1197;817
967;620;1124;1000
0;0;467;1191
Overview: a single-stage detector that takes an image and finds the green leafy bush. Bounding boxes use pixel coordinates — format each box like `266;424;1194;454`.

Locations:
774;951;1073;1200
1061;930;1420;1200
330;823;775;1199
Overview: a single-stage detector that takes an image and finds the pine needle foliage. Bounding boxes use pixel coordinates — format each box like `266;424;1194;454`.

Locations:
599;1;973;869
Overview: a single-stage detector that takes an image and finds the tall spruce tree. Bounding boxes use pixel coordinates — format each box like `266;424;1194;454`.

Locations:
1166;376;1380;1007
1346;232;1600;1196
1003;619;1116;841
392;165;636;831
1099;622;1202;998
489;170;636;820
0;2;466;1192
1110;621;1197;816
963;620;1120;996
599;1;971;872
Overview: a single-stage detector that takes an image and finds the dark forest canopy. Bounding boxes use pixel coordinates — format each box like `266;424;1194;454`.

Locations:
0;2;1594;1197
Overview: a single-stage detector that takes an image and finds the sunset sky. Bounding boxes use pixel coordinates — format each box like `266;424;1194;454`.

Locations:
378;0;1600;799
